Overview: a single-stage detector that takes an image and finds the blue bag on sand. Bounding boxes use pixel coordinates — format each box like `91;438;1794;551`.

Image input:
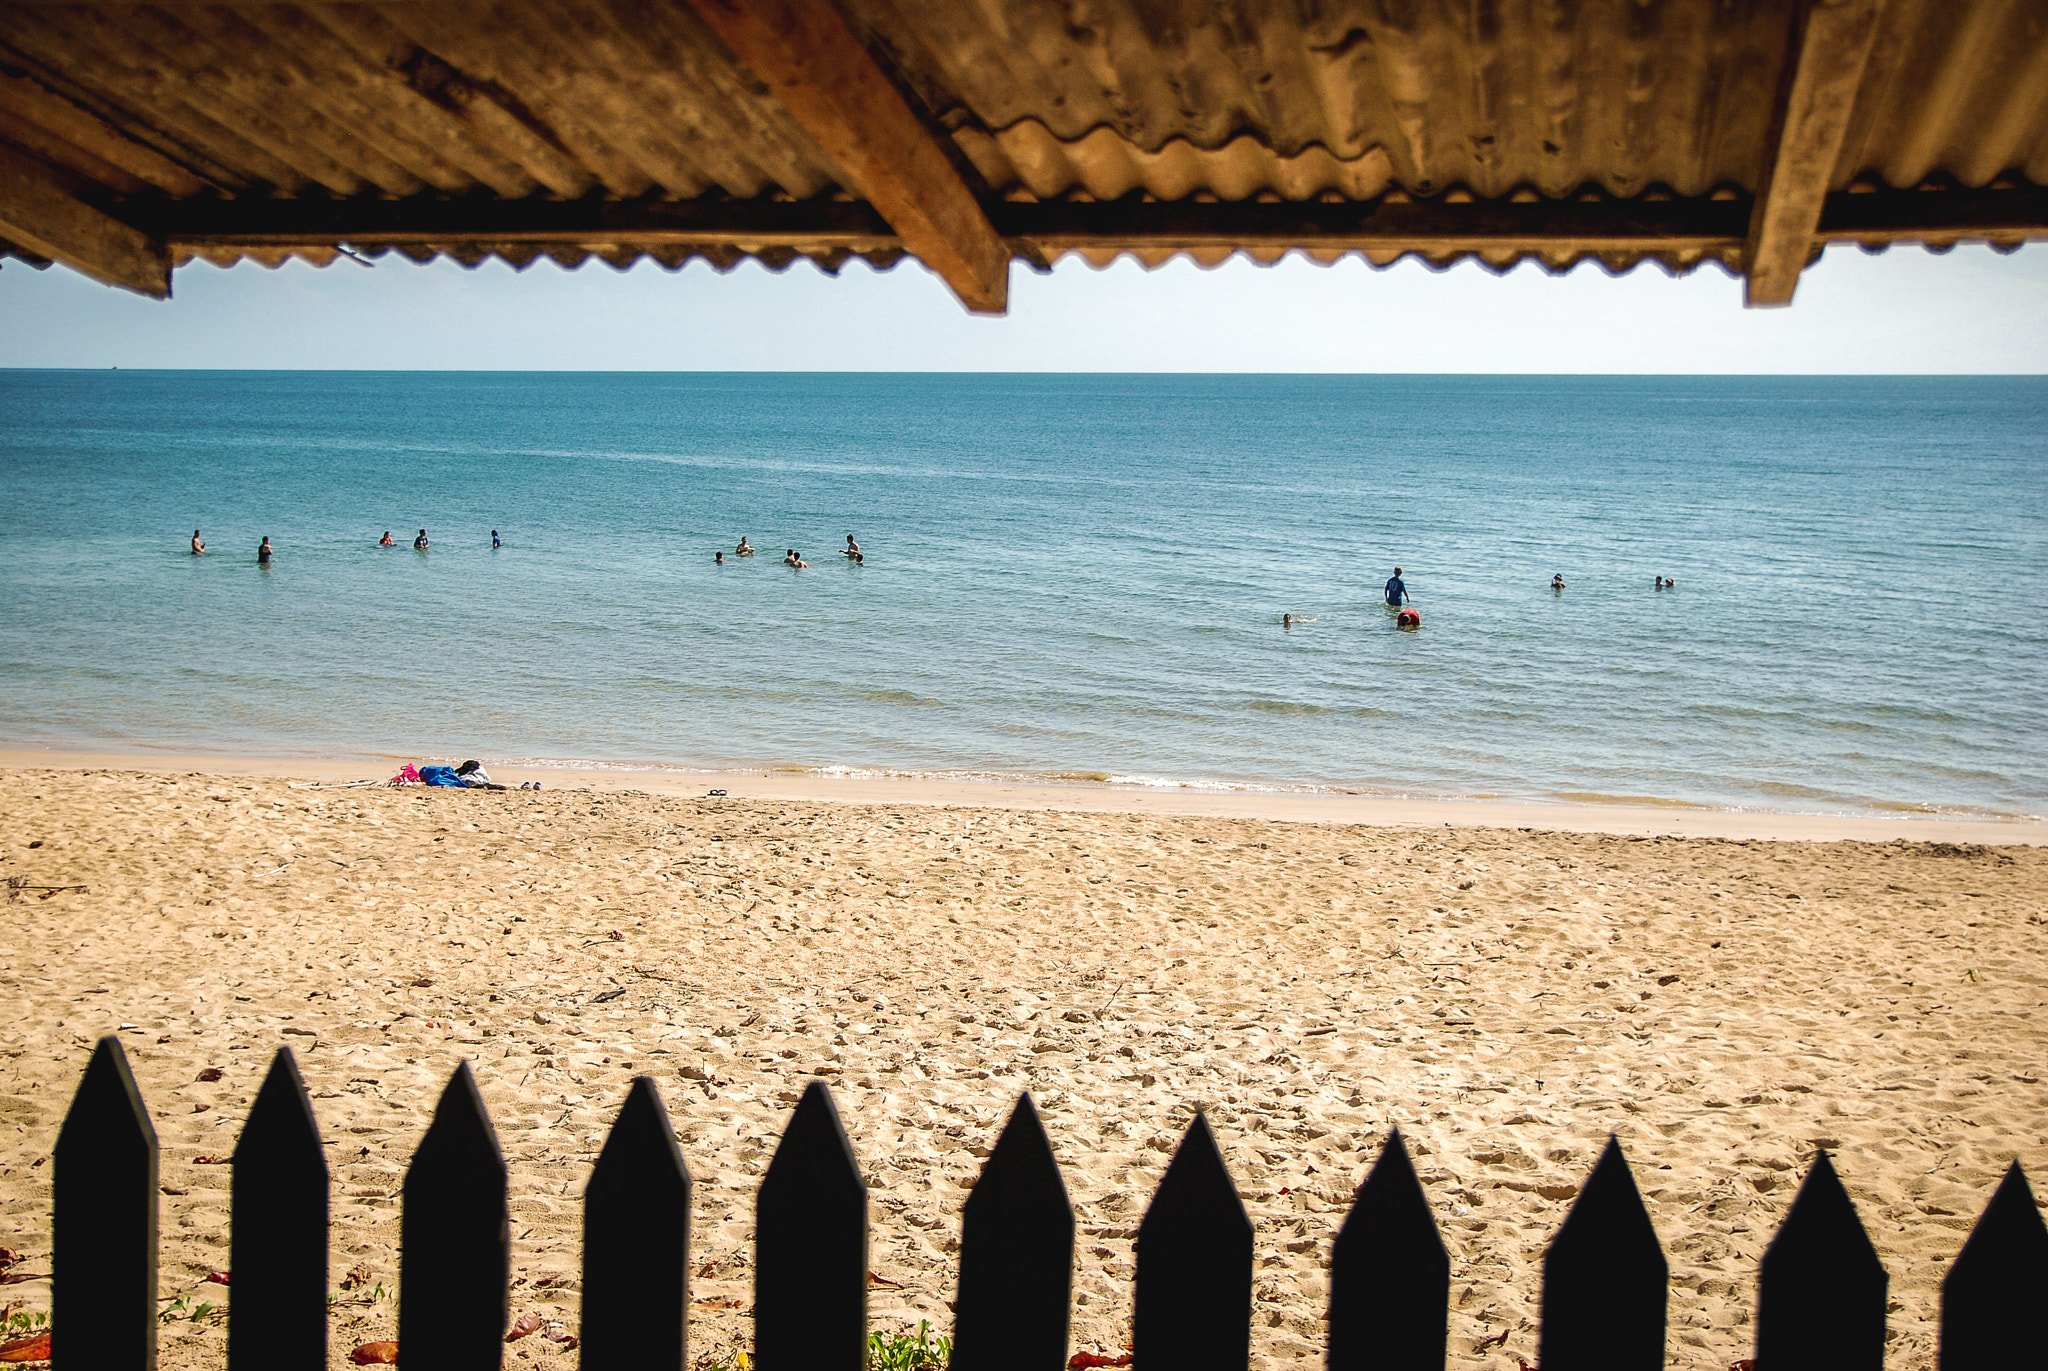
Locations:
419;765;464;787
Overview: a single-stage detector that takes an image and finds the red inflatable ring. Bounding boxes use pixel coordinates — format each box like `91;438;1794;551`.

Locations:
1396;608;1421;629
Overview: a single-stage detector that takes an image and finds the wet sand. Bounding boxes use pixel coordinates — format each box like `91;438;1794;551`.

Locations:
0;763;2043;1370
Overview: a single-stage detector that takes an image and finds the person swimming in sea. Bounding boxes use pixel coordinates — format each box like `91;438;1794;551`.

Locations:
736;537;754;556
844;534;861;558
492;529;501;549
715;550;725;565
379;531;395;546
415;529;429;550
1552;573;1566;592
257;536;272;565
790;550;809;569
1384;566;1408;607
190;529;205;555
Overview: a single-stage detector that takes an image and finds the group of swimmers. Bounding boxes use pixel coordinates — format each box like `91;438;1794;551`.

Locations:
190;527;507;561
1549;573;1677;593
1550;573;1679;592
715;534;863;568
191;529;277;564
376;529;502;549
1281;563;1680;627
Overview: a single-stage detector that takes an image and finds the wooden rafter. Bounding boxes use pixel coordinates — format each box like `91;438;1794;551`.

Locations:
1744;0;1890;307
0;140;168;296
681;0;1009;314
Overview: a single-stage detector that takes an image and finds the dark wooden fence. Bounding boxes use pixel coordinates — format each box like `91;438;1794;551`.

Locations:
45;1035;2048;1370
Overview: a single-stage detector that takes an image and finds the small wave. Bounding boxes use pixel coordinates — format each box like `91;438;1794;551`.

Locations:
1243;699;1399;720
1548;791;1717;810
858;689;942;707
1245;700;1327;717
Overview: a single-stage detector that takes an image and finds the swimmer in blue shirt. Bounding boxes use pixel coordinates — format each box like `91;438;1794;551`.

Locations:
1384;566;1408;607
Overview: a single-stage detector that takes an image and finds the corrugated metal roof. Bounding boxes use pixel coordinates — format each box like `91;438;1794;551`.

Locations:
1;0;2043;301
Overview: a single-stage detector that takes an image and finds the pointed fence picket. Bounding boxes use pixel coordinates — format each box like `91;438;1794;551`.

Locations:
1132;1112;1254;1371
1755;1150;1890;1371
1940;1161;2048;1370
1326;1128;1447;1371
1537;1137;1667;1371
228;1047;328;1371
41;1034;2048;1371
582;1074;693;1371
754;1079;868;1371
951;1092;1073;1371
54;1035;159;1370
399;1061;510;1371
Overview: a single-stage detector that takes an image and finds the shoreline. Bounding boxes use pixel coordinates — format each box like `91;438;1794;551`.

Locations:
4;745;2042;844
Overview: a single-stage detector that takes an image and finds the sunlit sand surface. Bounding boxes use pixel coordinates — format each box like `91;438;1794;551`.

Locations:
1;767;2042;1370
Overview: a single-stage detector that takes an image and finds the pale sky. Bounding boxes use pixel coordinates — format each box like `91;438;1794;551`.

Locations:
3;239;2045;371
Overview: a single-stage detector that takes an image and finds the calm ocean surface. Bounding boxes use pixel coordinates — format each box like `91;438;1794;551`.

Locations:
2;372;2043;818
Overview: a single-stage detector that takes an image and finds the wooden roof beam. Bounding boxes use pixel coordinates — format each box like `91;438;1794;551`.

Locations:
1744;0;1888;307
0;141;168;296
682;0;1009;314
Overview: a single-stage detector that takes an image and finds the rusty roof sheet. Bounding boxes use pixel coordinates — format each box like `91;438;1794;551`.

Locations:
0;0;2043;295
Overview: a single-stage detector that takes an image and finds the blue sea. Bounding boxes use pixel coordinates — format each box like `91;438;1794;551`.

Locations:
2;372;2043;818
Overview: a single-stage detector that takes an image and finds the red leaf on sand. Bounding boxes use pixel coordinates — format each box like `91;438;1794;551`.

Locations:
193;1155;228;1165
0;1247;21;1267
541;1322;577;1349
1067;1353;1132;1369
0;1274;49;1286
1517;1359;1539;1371
350;1341;399;1364
1730;1362;1757;1371
0;1331;52;1362
505;1314;541;1342
205;1270;230;1285
867;1272;904;1290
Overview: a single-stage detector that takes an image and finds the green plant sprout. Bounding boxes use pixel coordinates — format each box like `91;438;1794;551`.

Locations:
157;1296;221;1325
867;1320;951;1371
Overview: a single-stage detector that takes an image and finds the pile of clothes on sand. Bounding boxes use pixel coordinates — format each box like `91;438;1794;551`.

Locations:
387;760;541;791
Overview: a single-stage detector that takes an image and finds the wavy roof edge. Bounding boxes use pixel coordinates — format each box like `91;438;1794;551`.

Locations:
9;234;2027;285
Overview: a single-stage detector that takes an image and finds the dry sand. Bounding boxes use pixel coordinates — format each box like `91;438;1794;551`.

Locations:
0;764;2043;1371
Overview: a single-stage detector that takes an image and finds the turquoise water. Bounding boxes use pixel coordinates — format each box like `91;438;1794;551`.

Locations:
2;372;2044;818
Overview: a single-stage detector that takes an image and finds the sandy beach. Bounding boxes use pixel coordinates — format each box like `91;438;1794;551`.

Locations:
1;761;2043;1371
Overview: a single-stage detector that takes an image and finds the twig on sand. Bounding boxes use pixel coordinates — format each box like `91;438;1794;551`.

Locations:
1099;980;1127;1017
6;878;86;900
